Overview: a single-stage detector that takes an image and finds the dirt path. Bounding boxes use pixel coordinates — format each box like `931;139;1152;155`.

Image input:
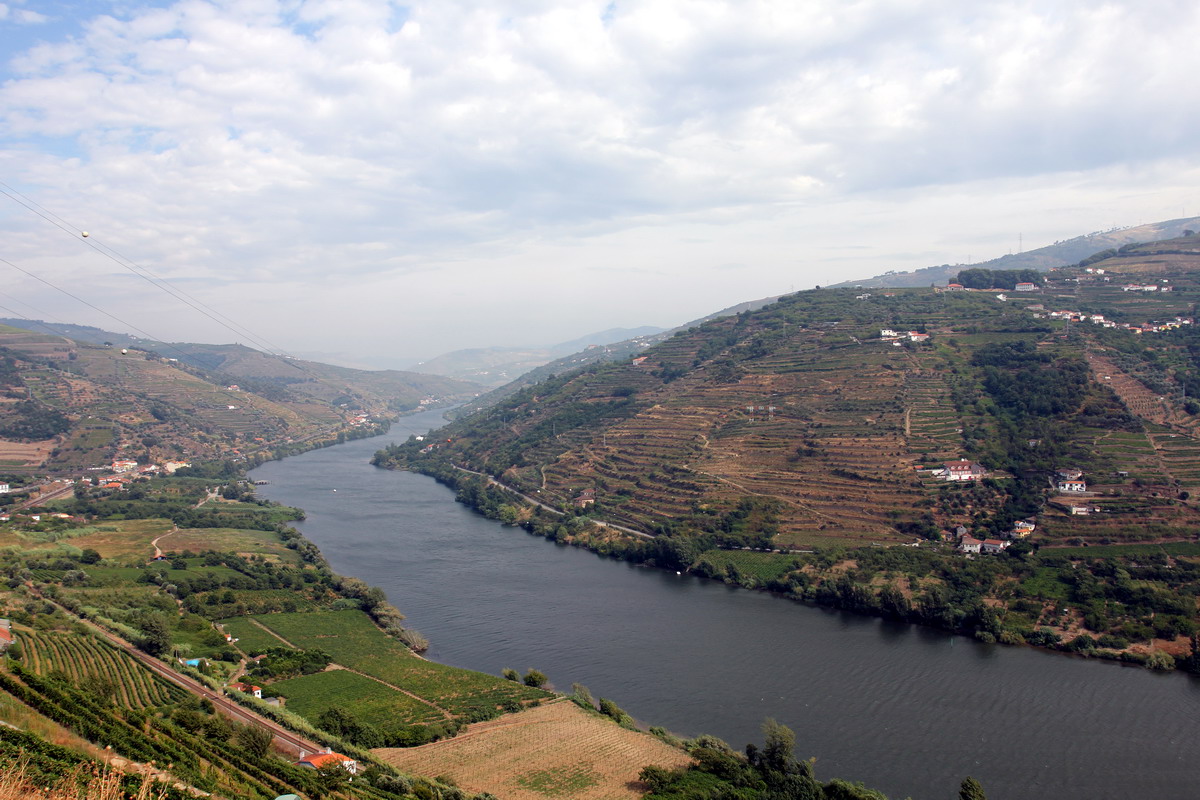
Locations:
150;527;179;559
326;664;454;720
247;618;299;648
451;464;653;539
685;464;838;522
248;619;454;719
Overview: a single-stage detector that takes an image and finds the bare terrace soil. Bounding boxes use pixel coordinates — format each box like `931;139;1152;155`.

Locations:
374;700;692;800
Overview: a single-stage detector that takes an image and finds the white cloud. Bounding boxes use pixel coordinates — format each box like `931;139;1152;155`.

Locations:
1;0;1198;362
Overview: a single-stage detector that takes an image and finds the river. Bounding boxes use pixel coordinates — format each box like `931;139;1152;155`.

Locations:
250;407;1200;800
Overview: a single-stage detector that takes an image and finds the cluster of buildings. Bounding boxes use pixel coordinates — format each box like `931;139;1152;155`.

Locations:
950;519;1037;554
79;458;193;491
1026;304;1193;335
879;329;931;344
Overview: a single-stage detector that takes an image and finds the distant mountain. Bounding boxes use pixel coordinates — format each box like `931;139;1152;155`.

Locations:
387;233;1200;550
832;216;1200;289
410;326;666;387
449;297;781;416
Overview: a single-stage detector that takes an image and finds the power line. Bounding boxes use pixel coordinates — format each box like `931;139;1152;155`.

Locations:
0;181;296;362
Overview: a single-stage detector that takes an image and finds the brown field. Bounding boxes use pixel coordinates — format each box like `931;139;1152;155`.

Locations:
65;519;175;559
0;437;56;466
374;700;692;800
159;527;301;562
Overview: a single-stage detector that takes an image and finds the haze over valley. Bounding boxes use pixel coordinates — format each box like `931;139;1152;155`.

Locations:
3;2;1200;800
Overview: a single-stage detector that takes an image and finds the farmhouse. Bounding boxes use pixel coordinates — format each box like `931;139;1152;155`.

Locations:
1012;521;1036;537
1014;282;1037;291
1057;480;1087;493
981;539;1010;554
111;460;139;473
908;332;930;342
940;460;987;482
1056;468;1083;481
0;483;8;494
296;751;358;774
945;283;964;290
959;536;983;554
228;681;262;699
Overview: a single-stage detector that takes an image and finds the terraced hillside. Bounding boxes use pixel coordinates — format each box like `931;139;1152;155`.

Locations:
0;323;479;473
379;233;1200;551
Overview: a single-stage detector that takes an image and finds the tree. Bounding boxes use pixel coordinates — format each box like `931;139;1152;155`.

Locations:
502;667;519;681
959;776;987;800
235;723;273;759
523;668;547;688
137;614;172;656
79;548;102;565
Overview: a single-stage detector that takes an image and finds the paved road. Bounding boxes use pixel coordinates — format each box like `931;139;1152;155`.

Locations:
450;464;654;540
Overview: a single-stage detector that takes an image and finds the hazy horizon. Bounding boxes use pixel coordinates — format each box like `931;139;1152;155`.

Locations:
2;1;1198;365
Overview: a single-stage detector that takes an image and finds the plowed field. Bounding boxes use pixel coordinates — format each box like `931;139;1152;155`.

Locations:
374;700;692;800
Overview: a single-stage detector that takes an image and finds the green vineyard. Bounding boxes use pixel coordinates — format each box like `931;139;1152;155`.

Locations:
21;631;185;709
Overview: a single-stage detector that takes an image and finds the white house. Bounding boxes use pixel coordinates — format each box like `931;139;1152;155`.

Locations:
1014;282;1037;291
942;460;987;482
0;483;9;494
959;536;983;554
1057;480;1087;493
981;539;1010;554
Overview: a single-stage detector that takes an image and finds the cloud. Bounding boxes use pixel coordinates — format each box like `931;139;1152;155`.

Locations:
0;0;1198;361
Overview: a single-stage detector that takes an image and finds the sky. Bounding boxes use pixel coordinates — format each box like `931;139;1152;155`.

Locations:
1;0;1199;369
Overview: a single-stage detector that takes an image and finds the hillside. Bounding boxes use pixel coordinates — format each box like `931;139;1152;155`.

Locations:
834;215;1200;289
410;326;665;387
0;320;479;413
375;233;1200;669
452;295;783;417
380;234;1200;550
0;323;474;475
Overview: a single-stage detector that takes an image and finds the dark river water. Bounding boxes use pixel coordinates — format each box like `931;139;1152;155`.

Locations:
250;408;1200;800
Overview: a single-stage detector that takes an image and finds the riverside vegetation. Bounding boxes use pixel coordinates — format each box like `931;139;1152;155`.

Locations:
374;235;1200;671
1;461;942;799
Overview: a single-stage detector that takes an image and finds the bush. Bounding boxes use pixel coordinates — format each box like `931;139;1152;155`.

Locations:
1145;650;1177;671
522;668;547;688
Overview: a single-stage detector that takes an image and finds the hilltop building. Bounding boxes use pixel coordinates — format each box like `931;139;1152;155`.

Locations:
939;460;987;482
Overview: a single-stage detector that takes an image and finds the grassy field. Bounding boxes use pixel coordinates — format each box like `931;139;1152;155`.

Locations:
269;668;446;727
375;700;693;800
1041;541;1200;559
155;527;302;563
55;519;174;560
218;616;287;653
250;610;548;717
693;549;798;582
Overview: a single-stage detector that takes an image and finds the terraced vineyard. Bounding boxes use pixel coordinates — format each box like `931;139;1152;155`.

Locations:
20;631;185;709
379;236;1200;553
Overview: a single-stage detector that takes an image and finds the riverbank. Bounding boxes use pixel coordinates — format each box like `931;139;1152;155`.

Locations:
248;411;1200;800
378;451;1200;674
